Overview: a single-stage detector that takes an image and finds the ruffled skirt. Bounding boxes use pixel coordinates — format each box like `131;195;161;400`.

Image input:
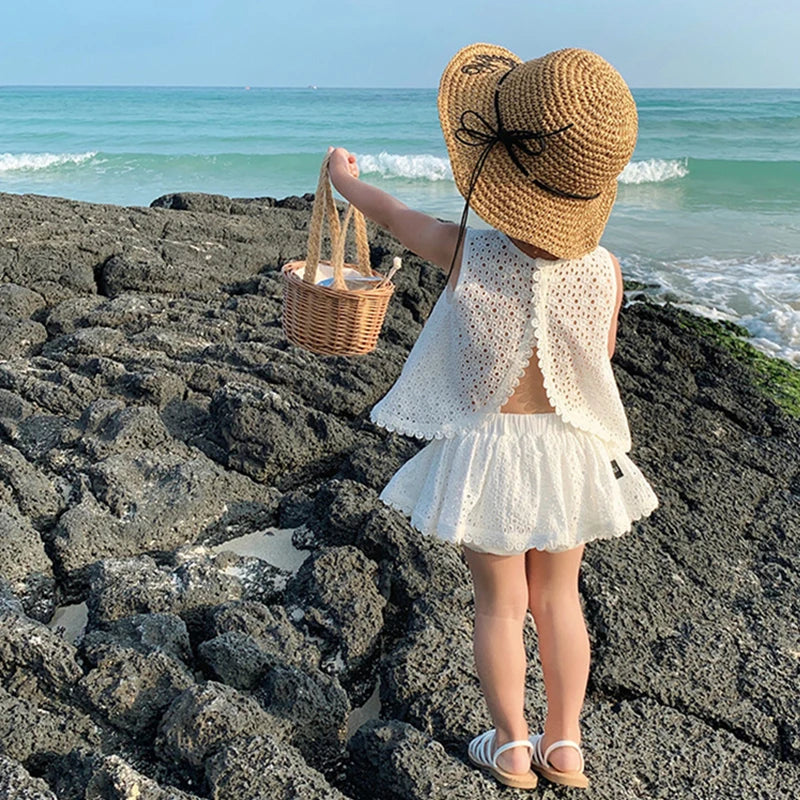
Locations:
379;411;659;555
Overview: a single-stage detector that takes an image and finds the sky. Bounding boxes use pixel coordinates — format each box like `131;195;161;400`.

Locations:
2;0;799;88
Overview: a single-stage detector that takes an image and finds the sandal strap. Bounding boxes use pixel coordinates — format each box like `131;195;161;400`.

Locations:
542;738;585;773
530;733;585;774
469;729;496;767
492;738;533;768
470;730;535;770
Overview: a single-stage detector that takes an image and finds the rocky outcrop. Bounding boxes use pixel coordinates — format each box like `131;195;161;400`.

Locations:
0;754;59;800
0;190;798;799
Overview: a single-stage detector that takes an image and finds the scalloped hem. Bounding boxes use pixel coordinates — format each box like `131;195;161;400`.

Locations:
369;411;450;441
370;406;605;444
380;492;658;555
375;410;659;556
370;409;497;442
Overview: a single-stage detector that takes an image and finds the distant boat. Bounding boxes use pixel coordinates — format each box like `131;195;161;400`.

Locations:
308;85;318;90
245;86;251;90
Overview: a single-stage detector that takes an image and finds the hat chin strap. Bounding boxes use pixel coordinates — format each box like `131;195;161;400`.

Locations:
445;137;497;287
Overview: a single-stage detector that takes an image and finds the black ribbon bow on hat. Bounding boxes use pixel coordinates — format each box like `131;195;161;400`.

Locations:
444;70;601;285
454;107;600;201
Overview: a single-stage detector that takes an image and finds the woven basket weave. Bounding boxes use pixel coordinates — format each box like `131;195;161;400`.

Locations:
281;154;395;356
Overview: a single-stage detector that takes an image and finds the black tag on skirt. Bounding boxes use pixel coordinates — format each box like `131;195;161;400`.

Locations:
611;459;624;479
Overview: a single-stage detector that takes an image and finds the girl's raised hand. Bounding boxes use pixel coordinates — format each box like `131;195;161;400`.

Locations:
328;146;359;180
325;145;459;270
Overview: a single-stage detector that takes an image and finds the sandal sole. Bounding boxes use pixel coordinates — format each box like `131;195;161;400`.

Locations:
468;754;538;789
531;764;590;789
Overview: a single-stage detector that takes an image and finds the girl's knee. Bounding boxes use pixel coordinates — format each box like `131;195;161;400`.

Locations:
464;549;529;620
474;578;529;621
475;594;529;622
524;546;584;614
527;584;581;620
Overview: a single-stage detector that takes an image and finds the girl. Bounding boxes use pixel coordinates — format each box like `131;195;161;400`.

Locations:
328;43;659;791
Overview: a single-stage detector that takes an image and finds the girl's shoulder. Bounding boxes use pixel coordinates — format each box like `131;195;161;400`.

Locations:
590;244;622;285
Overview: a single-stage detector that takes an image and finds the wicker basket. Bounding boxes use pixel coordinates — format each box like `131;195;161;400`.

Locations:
281;154;395;356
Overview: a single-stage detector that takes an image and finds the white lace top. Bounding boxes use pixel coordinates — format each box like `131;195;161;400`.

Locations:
370;227;633;454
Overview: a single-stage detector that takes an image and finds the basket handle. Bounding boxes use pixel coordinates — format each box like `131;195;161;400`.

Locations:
303;154;371;289
331;203;372;279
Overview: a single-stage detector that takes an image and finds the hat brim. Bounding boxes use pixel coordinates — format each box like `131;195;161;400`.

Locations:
438;43;617;259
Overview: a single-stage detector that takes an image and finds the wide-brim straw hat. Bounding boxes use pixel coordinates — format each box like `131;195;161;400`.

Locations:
438;43;638;258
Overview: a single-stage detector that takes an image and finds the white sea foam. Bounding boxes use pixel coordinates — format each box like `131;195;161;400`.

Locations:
357;152;688;186
358;152;453;181
623;253;800;365
0;151;97;173
619;158;689;184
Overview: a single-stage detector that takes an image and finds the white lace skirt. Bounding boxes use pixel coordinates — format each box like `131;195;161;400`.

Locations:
379;412;659;555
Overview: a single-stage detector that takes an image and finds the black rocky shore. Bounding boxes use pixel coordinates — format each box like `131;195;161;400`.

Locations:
0;189;798;800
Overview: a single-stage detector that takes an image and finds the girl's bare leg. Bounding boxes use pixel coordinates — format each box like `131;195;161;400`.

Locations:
525;544;590;773
462;546;531;775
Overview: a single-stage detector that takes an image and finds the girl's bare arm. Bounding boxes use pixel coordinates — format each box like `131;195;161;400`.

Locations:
327;147;462;272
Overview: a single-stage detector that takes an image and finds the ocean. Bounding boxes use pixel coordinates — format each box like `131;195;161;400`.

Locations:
1;86;798;364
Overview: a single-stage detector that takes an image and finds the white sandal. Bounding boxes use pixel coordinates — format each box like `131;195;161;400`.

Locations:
529;733;589;788
467;729;538;789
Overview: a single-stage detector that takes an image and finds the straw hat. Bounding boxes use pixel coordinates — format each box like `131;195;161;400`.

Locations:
438;43;638;258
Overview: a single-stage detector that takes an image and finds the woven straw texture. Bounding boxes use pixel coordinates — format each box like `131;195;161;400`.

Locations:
438;43;638;258
281;154;395;356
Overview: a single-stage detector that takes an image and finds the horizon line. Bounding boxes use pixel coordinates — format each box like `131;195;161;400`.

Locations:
2;84;799;91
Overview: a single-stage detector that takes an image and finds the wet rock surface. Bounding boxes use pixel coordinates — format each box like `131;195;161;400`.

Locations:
0;190;798;798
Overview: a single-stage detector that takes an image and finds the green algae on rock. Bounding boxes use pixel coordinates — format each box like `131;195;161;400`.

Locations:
670;305;800;418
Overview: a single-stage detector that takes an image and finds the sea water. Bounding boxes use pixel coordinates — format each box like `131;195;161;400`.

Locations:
1;86;798;363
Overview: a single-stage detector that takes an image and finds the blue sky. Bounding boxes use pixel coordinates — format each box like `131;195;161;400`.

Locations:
3;0;799;88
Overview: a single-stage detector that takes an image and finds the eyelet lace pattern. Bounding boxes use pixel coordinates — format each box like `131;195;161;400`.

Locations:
378;412;659;554
370;228;632;452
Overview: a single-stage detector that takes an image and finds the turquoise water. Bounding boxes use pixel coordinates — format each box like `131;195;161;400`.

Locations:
1;86;799;363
